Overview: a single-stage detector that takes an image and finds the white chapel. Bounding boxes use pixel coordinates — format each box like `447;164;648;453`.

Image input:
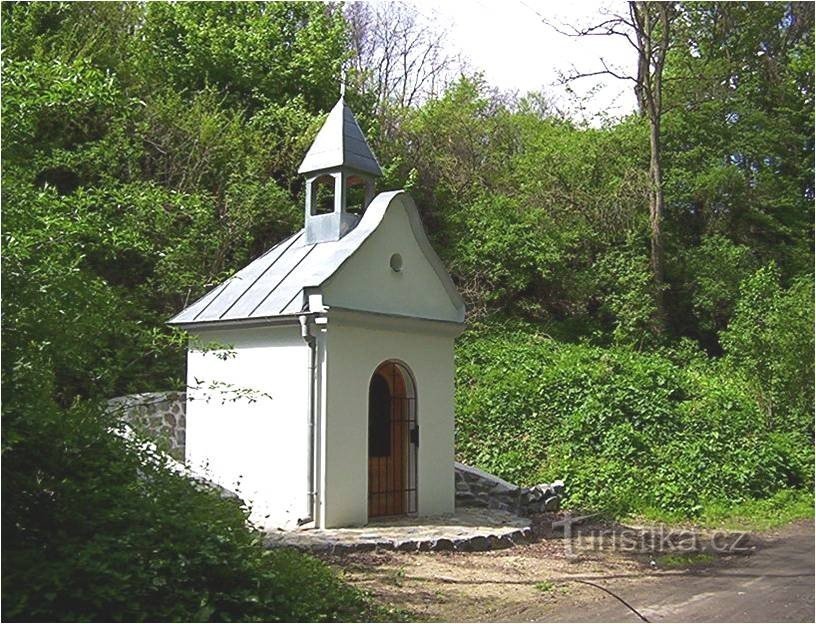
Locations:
169;96;465;530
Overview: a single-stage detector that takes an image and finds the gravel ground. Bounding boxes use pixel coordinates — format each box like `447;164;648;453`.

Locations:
325;515;814;622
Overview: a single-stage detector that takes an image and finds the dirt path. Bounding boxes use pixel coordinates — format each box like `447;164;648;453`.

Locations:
547;520;814;623
329;519;814;622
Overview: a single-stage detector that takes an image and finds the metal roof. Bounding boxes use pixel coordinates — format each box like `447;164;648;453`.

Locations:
297;97;382;177
168;230;312;325
168;191;464;328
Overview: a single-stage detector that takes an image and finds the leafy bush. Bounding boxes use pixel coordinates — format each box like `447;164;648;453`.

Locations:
595;240;661;347
455;322;813;517
445;193;579;317
683;234;757;337
721;264;815;434
2;399;385;622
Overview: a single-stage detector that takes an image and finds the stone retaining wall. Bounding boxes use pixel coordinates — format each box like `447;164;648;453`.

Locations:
455;462;563;515
106;391;187;460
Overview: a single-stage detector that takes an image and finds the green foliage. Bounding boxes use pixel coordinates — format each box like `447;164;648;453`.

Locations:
683;234;757;337
664;2;814;278
2;401;384;622
379;4;814;333
595;240;661;347
721;264;815;434
388;78;649;322
456;324;813;518
1;1;344;403
445;193;579;315
2;56;122;169
137;2;347;113
1;4;384;621
534;580;555;593
439;5;814;523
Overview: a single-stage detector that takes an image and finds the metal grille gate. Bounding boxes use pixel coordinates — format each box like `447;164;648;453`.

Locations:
368;362;417;518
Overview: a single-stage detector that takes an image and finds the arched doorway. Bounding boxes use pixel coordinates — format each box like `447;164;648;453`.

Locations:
368;361;417;518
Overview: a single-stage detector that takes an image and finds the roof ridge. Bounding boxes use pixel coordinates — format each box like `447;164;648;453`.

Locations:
339;96;346;170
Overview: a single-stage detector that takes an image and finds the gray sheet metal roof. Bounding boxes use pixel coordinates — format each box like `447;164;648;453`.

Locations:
170;231;311;324
168;191;466;328
297;97;382;177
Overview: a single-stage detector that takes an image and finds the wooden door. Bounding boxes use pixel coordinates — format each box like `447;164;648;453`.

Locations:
368;362;415;517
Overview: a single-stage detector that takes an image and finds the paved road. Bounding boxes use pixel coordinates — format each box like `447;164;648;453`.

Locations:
549;521;814;623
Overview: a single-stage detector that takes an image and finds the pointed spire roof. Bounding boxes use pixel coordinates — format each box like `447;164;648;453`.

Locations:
298;97;382;177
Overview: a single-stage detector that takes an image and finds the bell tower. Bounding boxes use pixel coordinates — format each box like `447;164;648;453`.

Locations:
298;97;382;244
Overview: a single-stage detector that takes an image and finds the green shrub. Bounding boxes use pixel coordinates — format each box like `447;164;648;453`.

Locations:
595;240;661;347
444;193;579;316
682;234;757;336
721;264;815;434
2;399;384;622
455;323;814;518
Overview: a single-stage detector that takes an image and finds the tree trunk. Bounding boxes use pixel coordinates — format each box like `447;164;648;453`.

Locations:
648;112;666;327
633;0;670;332
564;1;672;333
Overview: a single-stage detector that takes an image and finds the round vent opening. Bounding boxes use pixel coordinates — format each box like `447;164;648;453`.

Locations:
389;253;403;272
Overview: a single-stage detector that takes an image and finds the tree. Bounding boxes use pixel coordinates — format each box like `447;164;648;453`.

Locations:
721;264;815;433
137;2;347;114
345;1;463;140
384;78;650;324
662;2;814;279
631;2;672;322
546;2;676;330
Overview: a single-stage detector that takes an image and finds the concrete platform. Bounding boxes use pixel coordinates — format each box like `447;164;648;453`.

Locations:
264;507;533;553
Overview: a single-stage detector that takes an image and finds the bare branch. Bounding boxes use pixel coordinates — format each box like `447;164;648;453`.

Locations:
560;57;639;85
346;0;461;117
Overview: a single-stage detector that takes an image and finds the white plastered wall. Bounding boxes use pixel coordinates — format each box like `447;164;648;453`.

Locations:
185;325;309;530
319;313;457;528
321;193;462;323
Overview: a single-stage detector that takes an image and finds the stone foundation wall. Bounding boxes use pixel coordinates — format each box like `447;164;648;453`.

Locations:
106;391;187;460
455;462;563;515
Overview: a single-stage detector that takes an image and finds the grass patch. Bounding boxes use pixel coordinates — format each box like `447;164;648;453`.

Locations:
632;489;814;532
699;489;814;531
534;580;555;593
265;548;400;622
655;552;716;569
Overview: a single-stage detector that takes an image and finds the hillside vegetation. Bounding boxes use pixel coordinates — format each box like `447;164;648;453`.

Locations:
2;2;813;620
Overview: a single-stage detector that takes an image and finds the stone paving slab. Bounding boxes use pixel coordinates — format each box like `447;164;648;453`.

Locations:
264;507;533;553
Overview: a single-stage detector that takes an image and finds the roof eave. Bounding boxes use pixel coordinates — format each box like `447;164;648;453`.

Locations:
299;163;383;178
166;306;466;338
166;313;305;332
